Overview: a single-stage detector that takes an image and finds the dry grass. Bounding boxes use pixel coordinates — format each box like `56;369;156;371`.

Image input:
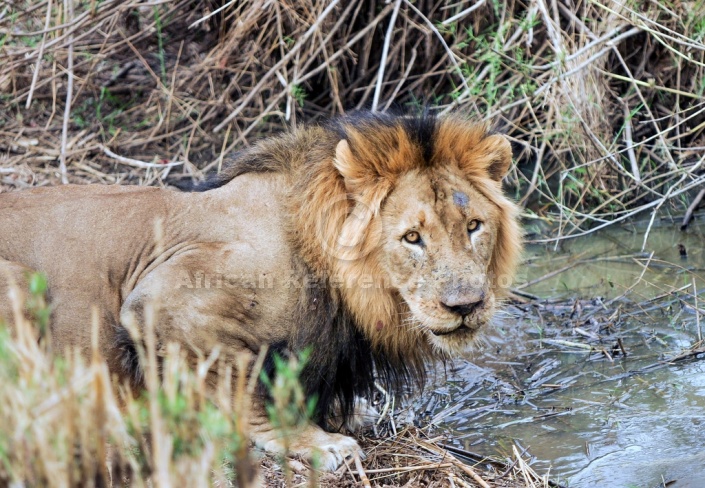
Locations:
0;278;255;487
1;0;704;240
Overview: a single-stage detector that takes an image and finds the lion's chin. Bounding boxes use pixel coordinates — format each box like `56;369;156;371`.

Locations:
429;323;473;337
424;322;482;355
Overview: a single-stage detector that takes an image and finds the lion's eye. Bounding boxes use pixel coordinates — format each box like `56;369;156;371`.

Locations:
403;231;422;245
467;220;481;234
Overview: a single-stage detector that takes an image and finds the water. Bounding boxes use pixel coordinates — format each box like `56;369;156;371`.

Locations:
519;218;705;301
430;219;705;488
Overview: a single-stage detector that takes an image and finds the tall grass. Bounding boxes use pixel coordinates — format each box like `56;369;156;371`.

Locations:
0;274;268;487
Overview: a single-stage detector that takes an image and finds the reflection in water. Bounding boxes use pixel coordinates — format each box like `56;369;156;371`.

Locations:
520;218;705;300
431;220;705;487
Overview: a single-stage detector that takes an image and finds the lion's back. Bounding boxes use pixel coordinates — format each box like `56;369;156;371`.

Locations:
0;185;163;266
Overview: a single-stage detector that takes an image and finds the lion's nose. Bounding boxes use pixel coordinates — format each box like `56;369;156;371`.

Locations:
441;298;483;318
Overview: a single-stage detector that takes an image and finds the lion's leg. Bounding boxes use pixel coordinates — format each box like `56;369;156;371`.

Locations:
0;258;35;327
195;366;364;471
343;397;380;432
117;251;262;376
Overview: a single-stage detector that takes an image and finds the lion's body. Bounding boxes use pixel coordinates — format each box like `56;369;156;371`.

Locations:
0;175;297;371
0;113;521;470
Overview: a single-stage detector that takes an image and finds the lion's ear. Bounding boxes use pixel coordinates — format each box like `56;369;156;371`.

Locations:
334;138;391;208
463;134;512;182
478;134;513;182
334;139;391;251
334;139;362;189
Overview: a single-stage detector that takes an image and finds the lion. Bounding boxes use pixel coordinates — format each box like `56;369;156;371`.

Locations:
0;112;521;471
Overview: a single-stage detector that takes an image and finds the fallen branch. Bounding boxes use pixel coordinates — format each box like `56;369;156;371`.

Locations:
100;146;183;169
681;188;705;230
353;452;371;487
58;0;74;185
415;439;491;488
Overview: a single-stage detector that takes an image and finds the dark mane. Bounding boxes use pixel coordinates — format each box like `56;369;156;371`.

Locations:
329;111;438;165
260;260;425;430
182;146;287;192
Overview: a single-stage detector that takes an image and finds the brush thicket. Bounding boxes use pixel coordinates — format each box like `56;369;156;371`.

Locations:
1;0;703;239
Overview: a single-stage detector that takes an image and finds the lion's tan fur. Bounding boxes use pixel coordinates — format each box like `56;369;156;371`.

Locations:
0;112;522;470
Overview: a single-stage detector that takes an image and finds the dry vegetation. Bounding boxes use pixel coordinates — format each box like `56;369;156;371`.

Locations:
1;0;705;486
1;0;704;238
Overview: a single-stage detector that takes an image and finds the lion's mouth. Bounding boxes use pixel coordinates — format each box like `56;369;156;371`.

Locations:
429;323;471;337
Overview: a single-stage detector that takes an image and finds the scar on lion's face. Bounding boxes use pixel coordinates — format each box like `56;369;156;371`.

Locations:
452;190;469;208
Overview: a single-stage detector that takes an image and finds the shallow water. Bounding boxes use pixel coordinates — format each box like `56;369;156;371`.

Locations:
432;219;705;487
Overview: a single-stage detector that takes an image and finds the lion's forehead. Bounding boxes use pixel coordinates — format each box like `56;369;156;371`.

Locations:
431;176;499;230
452;190;469;207
380;172;498;267
384;170;499;235
431;171;495;208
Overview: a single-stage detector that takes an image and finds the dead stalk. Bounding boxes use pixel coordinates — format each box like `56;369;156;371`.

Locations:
58;0;74;184
372;0;401;112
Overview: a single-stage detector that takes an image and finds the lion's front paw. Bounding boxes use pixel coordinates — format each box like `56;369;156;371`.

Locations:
296;431;362;471
256;427;363;471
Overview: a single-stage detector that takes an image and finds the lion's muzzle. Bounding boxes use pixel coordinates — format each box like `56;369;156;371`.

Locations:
440;297;484;319
440;287;486;318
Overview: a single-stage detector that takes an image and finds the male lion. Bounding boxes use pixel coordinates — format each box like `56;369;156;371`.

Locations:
0;112;521;470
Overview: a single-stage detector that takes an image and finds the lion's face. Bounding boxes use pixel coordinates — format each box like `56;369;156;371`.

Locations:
322;118;520;359
378;166;501;353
